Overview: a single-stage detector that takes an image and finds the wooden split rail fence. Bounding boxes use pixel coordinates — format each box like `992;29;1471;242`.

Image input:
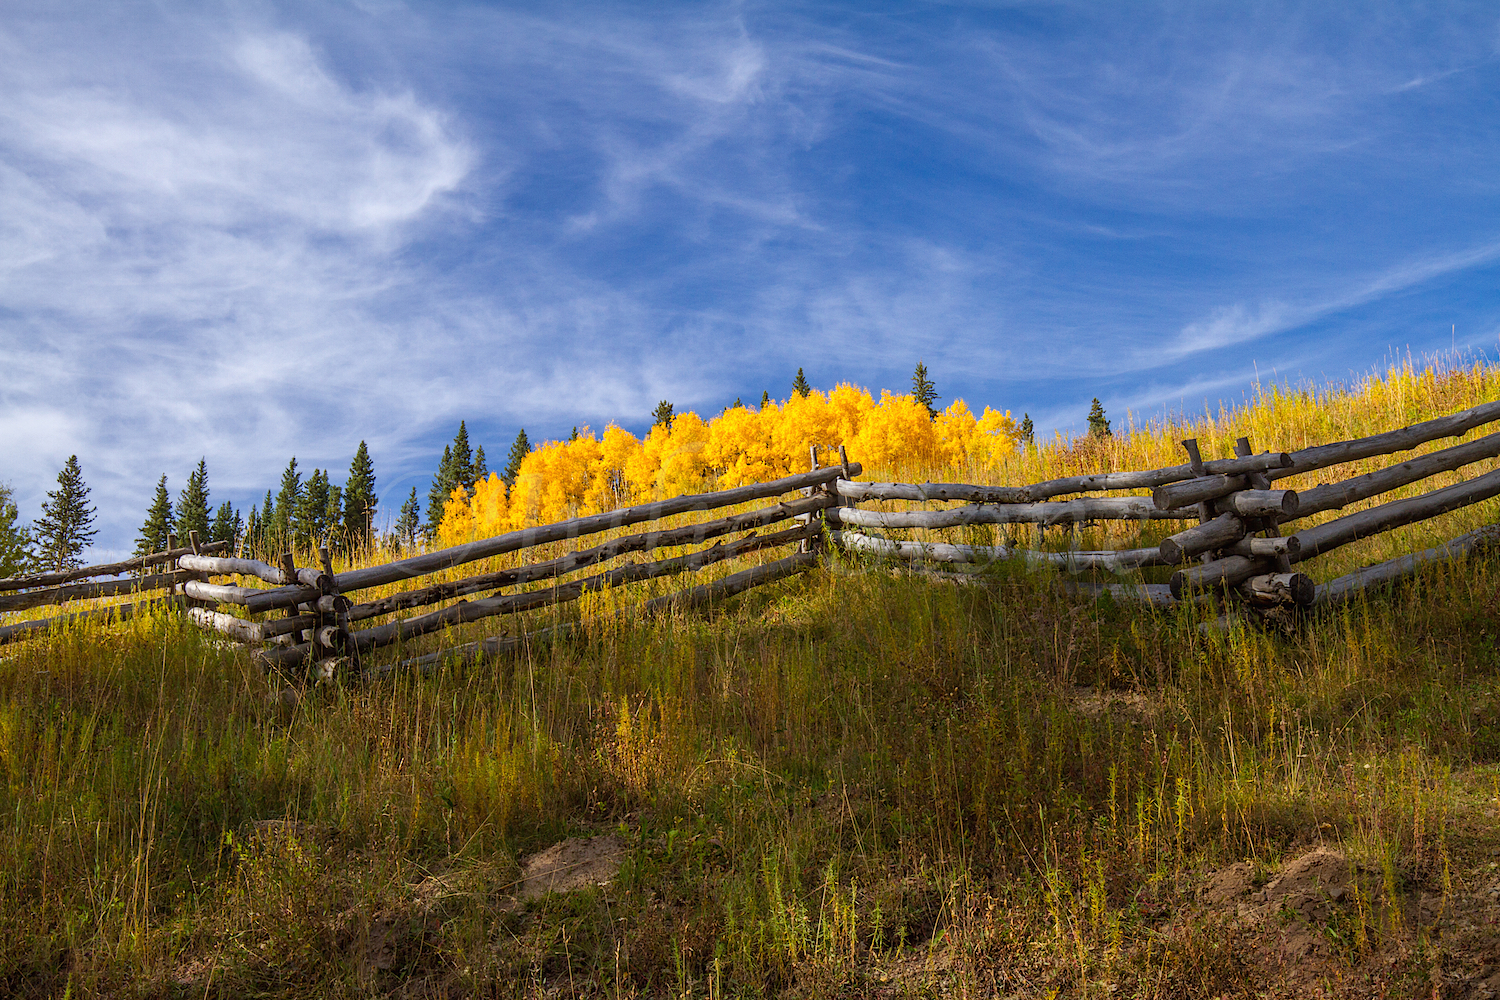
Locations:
5;399;1499;663
827;399;1500;612
0;463;862;677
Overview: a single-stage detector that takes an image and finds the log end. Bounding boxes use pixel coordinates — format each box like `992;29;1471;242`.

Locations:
1168;570;1186;600
1279;489;1300;517
1159;538;1184;565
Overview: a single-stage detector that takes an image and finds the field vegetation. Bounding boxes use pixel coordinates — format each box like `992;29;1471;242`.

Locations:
3;361;1500;997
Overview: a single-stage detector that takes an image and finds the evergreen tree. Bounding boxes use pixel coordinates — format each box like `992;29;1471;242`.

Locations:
911;361;939;419
450;421;474;493
732;397;743;408
259;489;276;551
760;390;771;408
0;483;34;578
568;426;579;442
396;488;421;549
135;475;175;558
245;504;261;555
342;441;378;545
274;459;302;539
503;430;530;487
652;401;675;429
211;501;241;547
1087;398;1112;438
1019;413;1035;447
792;368;812;398
32;455;97;572
426;444;455;539
177;458;211;542
473;445;488;483
299;469;331;547
325;482;343;547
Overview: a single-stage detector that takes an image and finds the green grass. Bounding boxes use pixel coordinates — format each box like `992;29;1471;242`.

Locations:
5;360;1500;997
3;543;1500;996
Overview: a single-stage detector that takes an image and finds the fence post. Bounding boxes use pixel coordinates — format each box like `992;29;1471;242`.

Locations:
1236;436;1293;574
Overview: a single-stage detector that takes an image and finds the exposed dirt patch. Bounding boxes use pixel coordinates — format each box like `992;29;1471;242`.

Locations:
518;834;628;899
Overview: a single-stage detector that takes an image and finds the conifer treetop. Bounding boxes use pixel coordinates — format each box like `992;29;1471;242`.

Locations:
792;368;812;398
911;361;939;420
33;455;97;572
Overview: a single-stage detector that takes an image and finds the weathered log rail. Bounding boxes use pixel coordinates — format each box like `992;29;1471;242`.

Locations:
7;397;1499;660
0;538;229;640
0;462;864;675
829;398;1500;618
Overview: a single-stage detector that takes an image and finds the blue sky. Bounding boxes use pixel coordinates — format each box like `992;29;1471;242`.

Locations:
4;2;1500;558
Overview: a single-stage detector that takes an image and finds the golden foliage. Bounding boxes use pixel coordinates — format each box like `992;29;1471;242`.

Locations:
437;385;1022;540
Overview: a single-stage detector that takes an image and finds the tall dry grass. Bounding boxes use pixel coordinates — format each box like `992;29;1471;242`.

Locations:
0;359;1497;996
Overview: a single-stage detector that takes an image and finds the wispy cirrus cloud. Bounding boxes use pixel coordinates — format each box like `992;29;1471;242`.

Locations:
6;2;1500;557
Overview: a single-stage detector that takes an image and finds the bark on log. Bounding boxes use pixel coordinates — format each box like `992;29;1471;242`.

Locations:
257;524;812;668
1282;429;1500;521
1268;399;1500;482
178;555;289;586
827;497;1191;528
835;452;1290;505
237;464;856;609
833;530;1165;572
1154;475;1250;511
234;493;831;616
1291;466;1500;561
1172;466;1500;597
1223;535;1301;559
1216;489;1299;518
343;494;828;622
1315;524;1500;605
187;607;265;643
640;550;817;615
0;596;184;644
0;541;228;593
1159;512;1246;565
1236;572;1316;607
0;570;197;613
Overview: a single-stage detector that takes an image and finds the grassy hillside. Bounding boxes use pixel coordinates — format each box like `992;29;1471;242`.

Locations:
3;361;1500;998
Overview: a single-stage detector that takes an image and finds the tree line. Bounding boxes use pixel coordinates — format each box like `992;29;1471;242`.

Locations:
0;362;1110;575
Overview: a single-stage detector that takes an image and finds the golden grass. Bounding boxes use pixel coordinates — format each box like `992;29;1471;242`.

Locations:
1;359;1498;997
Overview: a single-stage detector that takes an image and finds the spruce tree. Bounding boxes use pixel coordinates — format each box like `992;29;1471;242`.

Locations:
450;421;474;493
260;489;276;550
0;483;34;577
911;361;939;419
761;390;771;408
135;475;175;557
177;458;211;542
792;368;812;398
245;504;261;555
1019;413;1035;448
473;445;488;483
211;501;240;547
325;482;343;547
342;441;377;545
426;444;455;539
503;430;530;487
396;488;421;549
732;397;742;408
1087;398;1112;438
652;401;674;429
568;426;579;442
299;469;331;547
274;459;302;540
32;455;97;572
